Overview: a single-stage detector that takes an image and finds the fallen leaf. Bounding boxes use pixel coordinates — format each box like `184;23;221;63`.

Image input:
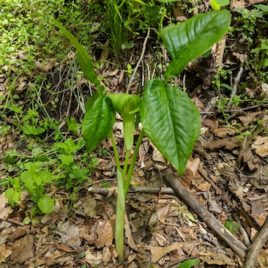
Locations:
10;235;34;263
94;220;113;248
102;246;112;264
206;137;241;150
57;221;81;249
0;245;12;263
16;76;27;93
252;136;268;157
199;251;235;265
152;145;166;164
238;112;262;126
150;242;182;263
85;250;103;266
0;193;13;220
213;127;236;138
157;205;170;224
35;59;55;72
230;0;245;9
233;52;248;63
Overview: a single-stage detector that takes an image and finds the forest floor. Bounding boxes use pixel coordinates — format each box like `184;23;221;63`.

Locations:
0;1;268;267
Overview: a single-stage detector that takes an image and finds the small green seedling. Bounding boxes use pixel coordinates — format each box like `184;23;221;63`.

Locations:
55;10;230;262
5;162;55;214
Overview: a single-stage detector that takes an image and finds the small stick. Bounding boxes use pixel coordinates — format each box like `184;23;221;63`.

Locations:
0;218;24;226
164;174;247;259
228;66;243;108
244;217;268;268
126;29;150;93
88;186;174;195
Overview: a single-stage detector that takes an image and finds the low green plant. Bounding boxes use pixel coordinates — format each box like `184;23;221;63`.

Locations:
5;162;54;214
104;0;166;55
178;258;200;268
224;219;240;235
56;10;230;262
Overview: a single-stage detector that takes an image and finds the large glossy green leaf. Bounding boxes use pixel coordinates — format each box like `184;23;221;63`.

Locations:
82;93;115;152
140;80;201;175
161;10;231;78
108;94;140;151
54;21;104;92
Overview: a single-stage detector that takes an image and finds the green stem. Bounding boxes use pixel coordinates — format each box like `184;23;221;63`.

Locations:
111;133;121;172
111;133;125;262
115;168;125;263
124;130;144;195
122;149;130;180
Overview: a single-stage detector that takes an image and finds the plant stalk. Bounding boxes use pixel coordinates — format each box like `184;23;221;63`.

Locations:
124;130;144;195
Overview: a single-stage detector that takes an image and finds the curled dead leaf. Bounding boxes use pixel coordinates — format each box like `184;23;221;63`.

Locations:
252;136;268;157
150;242;182;263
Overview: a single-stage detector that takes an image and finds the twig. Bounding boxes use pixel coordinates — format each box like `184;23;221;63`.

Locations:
0;218;24;226
244;216;268;268
164;174;247;259
228;66;243;108
126;29;150;93
88;186;174;195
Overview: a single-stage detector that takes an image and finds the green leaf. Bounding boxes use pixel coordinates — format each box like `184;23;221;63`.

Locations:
210;0;229;10
140;80;201;175
54;20;104;93
108;94;140;151
161;10;231;79
22;124;45;135
178;258;200;268
38;195;54;214
5;188;20;205
82;93;115;152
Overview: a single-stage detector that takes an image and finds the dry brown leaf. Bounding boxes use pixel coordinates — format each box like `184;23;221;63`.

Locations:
16;76;27;93
213;127;237;138
102;246;112;263
85;250;103;266
157;205;170;224
57;221;81;249
0;245;12;264
233;52;248;63
35;59;55;72
206;137;241;150
95;220;113;248
230;0;245;9
214;38;226;68
252;136;268;157
199;251;235;265
193;180;211;192
125;215;136;249
152;145;166;164
150;242;182;263
10;235;34;263
0;193;12;220
82;196;97;217
258;248;268;268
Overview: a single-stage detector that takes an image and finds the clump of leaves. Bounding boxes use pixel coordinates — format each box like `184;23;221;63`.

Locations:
56;10;230;262
5;162;54;214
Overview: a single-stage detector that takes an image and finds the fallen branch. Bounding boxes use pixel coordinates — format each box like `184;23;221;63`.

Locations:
164;174;247;259
244;216;268;268
88;186;174;195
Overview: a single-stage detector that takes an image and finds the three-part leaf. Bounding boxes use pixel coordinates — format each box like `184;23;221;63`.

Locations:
161;10;231;78
82;93;115;152
140;80;201;175
54;21;104;92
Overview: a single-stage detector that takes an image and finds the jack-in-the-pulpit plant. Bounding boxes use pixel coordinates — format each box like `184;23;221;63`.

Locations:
55;10;230;262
